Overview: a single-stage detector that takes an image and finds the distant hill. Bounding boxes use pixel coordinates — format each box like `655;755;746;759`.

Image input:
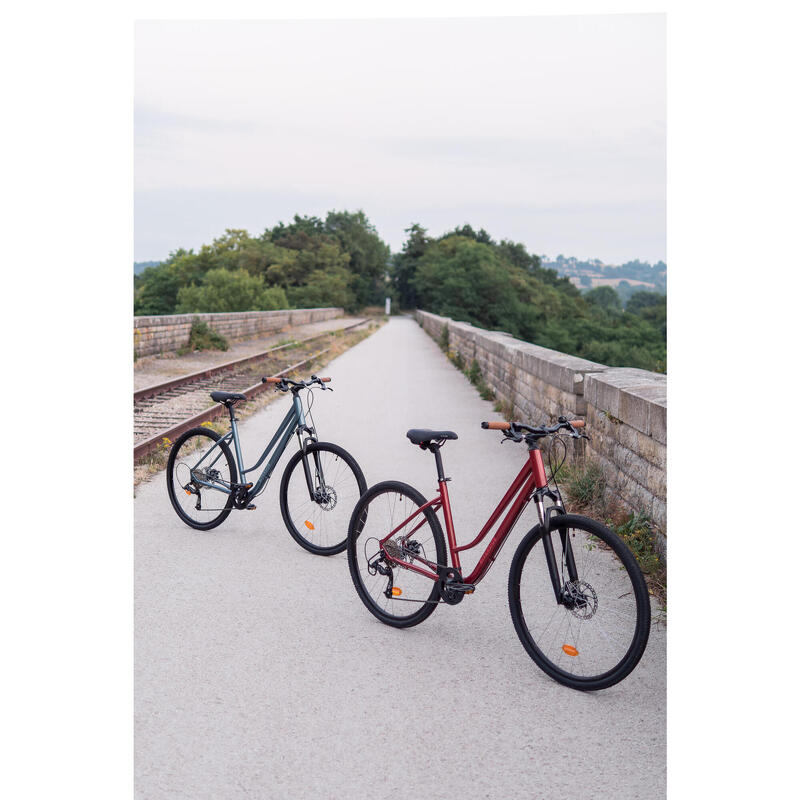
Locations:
544;255;666;293
134;260;161;275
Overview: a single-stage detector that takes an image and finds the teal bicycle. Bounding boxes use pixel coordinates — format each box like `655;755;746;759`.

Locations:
166;374;366;556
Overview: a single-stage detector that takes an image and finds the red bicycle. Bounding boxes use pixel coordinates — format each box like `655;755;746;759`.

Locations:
346;418;651;690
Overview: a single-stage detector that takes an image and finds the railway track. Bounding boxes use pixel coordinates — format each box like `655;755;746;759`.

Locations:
133;319;370;462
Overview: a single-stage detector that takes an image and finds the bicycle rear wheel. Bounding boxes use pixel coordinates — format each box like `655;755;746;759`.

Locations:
166;427;237;530
347;481;446;628
508;514;650;691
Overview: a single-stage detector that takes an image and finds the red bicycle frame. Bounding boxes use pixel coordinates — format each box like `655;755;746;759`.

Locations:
378;447;551;586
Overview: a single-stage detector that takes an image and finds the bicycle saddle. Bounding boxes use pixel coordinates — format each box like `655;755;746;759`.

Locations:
210;391;247;404
406;429;458;445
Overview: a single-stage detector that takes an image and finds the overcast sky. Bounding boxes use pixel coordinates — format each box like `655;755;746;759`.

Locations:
135;15;665;264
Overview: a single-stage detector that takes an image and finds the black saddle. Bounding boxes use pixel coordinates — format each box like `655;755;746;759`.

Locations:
210;391;247;404
406;429;458;446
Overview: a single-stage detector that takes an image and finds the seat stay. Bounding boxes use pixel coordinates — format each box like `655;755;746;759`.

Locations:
188;432;233;475
380;495;442;545
398;503;442;546
184;433;236;497
377;495;444;581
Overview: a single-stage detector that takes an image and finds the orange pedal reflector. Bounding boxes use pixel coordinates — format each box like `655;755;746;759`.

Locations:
304;520;315;531
391;587;402;596
185;490;191;495
562;645;579;657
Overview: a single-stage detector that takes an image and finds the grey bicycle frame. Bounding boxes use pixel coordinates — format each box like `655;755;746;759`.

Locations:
189;393;318;500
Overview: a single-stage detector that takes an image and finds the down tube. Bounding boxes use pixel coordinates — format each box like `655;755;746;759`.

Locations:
247;406;300;494
463;472;538;585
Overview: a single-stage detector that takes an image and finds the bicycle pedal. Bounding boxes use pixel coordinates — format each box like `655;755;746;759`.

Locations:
450;582;476;594
246;504;256;510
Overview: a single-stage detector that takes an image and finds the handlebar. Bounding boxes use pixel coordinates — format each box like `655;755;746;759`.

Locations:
480;416;588;440
261;374;333;392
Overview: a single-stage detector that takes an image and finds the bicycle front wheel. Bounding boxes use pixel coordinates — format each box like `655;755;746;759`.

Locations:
347;481;446;628
279;441;367;556
508;514;651;691
166;427;237;530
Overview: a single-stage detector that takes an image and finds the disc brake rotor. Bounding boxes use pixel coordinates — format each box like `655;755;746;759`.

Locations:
316;485;337;510
564;580;598;620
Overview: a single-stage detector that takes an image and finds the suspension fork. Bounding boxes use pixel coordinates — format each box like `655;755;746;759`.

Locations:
297;430;316;500
530;447;579;604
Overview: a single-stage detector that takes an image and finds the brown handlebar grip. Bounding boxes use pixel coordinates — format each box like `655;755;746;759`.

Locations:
483;421;511;430
570;420;585;428
319;377;331;383
264;377;282;384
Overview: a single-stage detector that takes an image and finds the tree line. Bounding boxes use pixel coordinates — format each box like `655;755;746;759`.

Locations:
134;210;665;372
134;210;389;316
393;224;665;372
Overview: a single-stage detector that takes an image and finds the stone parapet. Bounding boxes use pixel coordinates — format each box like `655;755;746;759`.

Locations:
133;308;343;358
415;309;667;540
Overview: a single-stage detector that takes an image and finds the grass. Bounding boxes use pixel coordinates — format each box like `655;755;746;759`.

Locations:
558;458;666;614
436;325;497;404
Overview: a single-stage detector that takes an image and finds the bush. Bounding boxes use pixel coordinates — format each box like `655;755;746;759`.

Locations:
182;319;229;353
559;460;607;511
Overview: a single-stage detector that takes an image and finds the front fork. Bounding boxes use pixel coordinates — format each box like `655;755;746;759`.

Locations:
297;428;325;502
535;490;579;605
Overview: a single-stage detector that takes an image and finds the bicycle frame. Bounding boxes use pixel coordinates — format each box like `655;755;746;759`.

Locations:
188;393;323;502
378;446;577;593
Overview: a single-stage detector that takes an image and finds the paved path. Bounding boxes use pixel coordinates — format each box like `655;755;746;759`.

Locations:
135;316;666;799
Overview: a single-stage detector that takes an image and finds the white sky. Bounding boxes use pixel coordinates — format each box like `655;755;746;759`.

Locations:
135;15;665;263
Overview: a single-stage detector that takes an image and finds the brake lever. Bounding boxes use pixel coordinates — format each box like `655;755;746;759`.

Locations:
568;429;591;441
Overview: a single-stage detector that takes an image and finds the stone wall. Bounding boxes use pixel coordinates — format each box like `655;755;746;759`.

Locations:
415;310;667;541
133;308;343;358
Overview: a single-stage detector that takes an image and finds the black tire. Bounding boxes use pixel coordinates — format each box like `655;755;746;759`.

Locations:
347;481;446;628
166;427;237;531
279;441;367;556
508;514;651;691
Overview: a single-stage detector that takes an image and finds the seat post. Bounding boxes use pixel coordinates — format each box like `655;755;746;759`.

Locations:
430;444;447;482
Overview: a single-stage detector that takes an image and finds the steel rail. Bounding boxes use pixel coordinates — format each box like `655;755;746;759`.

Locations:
133;318;367;402
133;318;370;464
133;347;333;463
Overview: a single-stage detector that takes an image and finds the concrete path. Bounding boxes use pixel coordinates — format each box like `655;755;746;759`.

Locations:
135;316;666;799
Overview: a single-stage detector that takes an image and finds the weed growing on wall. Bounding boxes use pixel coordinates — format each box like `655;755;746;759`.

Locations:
178;319;230;354
438;324;450;351
439;330;497;404
559;459;666;610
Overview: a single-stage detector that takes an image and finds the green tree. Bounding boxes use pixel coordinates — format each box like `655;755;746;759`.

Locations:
411;237;523;331
626;290;664;314
288;267;356;311
585;285;622;313
134;263;182;315
392;223;430;309
324;210;390;306
176;268;288;313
